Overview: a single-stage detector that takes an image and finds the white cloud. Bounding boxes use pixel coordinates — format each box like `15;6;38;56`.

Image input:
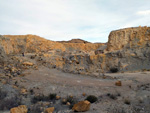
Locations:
136;10;150;16
0;0;150;42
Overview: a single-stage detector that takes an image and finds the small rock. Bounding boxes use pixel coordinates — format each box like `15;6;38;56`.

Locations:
62;98;67;104
44;107;55;113
56;95;61;100
72;100;90;112
22;62;34;66
66;102;71;106
20;88;27;94
82;93;86;96
115;81;122;86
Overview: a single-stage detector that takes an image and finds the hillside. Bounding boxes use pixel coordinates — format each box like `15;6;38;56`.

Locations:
0;26;150;113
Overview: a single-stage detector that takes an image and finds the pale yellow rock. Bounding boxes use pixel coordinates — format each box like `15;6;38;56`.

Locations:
20;88;27;94
10;105;28;113
22;62;34;66
72;100;90;112
44;107;55;113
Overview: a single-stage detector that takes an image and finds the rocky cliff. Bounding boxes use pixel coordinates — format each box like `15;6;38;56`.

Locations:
0;26;150;74
107;26;150;51
0;35;104;54
0;43;6;63
60;26;150;74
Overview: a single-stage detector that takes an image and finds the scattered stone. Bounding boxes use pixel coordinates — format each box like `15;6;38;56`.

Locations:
22;62;34;66
72;100;90;112
44;107;55;113
115;81;122;86
66;102;71;106
82;93;86;96
10;105;28;113
62;98;67;104
20;88;28;94
56;95;61;100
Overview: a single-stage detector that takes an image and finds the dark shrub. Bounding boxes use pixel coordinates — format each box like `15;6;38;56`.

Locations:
48;93;56;100
61;96;77;109
85;95;98;103
110;68;118;73
32;93;57;103
109;94;117;100
32;94;46;104
29;89;34;95
66;96;75;104
0;90;7;100
124;99;130;105
0;95;21;110
29;104;43;113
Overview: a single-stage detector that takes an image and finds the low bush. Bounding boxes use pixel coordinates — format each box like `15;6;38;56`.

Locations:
85;95;98;103
0;90;7;100
110;68;119;73
32;94;47;104
48;93;56;100
32;93;57;104
0;95;21;110
106;93;117;100
124;99;130;105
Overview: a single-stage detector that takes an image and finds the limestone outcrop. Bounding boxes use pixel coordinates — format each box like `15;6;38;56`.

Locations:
0;35;103;54
107;26;150;51
1;26;150;74
0;36;6;63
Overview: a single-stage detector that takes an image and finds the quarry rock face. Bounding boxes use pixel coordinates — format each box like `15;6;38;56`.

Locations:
1;26;150;74
107;26;150;51
0;35;103;54
0;36;6;63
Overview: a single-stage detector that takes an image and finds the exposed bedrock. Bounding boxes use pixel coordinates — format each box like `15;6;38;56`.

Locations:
0;26;150;74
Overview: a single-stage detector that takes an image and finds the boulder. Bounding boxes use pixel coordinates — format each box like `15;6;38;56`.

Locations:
10;105;28;113
72;100;90;112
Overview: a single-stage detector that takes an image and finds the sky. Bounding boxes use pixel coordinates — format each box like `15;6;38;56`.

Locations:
0;0;150;43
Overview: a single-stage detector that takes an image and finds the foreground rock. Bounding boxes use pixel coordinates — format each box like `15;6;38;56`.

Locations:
44;107;55;113
72;100;91;112
10;105;28;113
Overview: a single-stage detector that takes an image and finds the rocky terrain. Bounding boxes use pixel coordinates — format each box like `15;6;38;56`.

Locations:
0;26;150;113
